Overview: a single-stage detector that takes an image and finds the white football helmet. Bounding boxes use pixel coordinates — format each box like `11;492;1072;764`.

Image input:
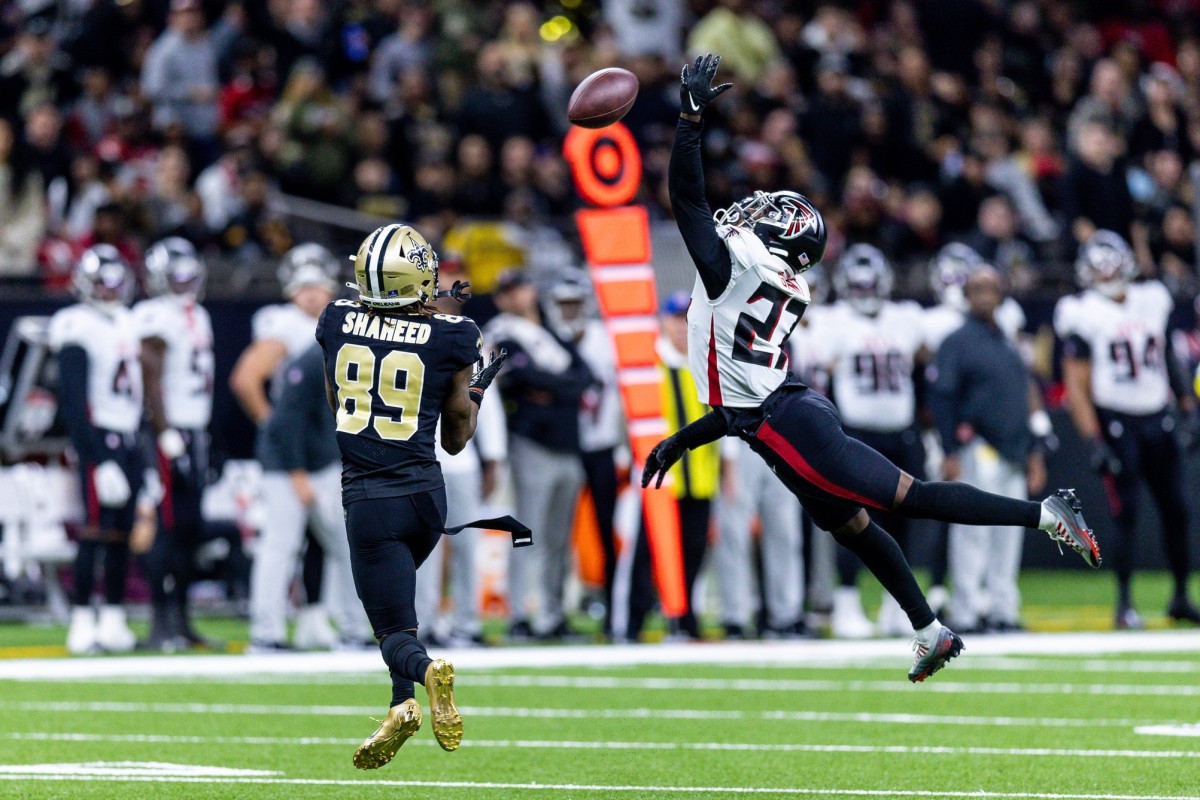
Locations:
145;237;205;299
73;245;134;309
929;243;985;312
834;243;893;316
1075;230;1137;298
278;243;340;299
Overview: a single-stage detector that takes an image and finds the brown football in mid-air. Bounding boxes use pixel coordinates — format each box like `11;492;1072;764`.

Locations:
567;67;639;129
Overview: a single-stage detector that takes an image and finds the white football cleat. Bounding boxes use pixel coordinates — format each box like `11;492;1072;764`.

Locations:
66;606;98;655
96;605;136;653
831;587;875;639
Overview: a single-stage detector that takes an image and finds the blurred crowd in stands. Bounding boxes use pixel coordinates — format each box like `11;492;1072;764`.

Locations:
1;0;1199;298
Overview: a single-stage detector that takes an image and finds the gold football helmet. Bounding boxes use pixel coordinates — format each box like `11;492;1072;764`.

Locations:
349;223;439;308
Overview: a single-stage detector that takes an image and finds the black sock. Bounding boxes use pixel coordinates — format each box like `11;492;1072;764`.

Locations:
900;479;1041;528
379;631;433;686
103;542;129;605
835;522;934;630
73;540;99;605
390;672;415;707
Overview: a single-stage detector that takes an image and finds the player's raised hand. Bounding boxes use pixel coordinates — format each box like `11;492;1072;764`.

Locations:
641;434;685;489
680;53;732;118
468;349;507;405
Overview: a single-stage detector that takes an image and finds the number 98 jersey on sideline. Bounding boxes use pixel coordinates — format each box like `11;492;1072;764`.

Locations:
316;299;482;503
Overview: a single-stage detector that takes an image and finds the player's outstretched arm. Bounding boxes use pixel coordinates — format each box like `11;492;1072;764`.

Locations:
669;53;733;300
642;409;730;489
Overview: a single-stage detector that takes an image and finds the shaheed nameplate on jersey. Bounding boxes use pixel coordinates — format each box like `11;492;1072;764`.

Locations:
0;317;69;460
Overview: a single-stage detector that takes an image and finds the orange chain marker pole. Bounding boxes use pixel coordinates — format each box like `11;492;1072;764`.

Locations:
563;123;687;618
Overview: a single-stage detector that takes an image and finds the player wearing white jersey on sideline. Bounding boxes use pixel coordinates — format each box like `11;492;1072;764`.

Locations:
644;53;1101;682
133;238;215;650
51;246;144;654
232;243;366;650
825;244;927;639
1055;230;1200;629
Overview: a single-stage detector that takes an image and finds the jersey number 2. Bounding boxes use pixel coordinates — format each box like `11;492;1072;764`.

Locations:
334;344;426;441
732;283;805;369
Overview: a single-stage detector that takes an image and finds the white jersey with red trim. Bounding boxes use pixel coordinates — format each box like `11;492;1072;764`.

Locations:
1054;281;1173;415
687;226;810;408
48;303;143;434
825;300;925;432
132;295;215;429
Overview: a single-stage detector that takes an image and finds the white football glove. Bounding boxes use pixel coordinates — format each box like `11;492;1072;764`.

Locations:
157;428;186;460
94;460;131;508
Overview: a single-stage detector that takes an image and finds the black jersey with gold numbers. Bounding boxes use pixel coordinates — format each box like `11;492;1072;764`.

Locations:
316;300;482;502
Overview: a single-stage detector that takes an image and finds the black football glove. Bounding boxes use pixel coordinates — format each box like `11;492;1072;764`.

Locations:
436;280;472;302
468;349;507;406
1087;437;1122;477
641;434;686;489
680;53;732;118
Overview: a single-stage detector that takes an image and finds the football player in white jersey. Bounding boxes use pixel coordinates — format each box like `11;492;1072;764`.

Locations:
1055;230;1200;629
133;238;215;650
826;244;928;638
231;243;349;650
49;246;144;654
645;53;1101;682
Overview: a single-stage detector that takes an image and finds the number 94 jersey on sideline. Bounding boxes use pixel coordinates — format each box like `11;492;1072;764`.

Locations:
316;299;482;503
688;226;810;408
1053;281;1173;416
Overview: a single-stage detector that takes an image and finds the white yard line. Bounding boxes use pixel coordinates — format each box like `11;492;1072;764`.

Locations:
2;631;1200;680
0;701;1158;727
0;774;1195;799
5;731;1200;760
464;674;1200;697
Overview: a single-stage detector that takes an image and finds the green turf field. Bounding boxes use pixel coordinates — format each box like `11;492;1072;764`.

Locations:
2;569;1199;798
2;641;1200;799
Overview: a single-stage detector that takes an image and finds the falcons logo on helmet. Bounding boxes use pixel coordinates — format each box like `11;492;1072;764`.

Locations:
779;198;818;240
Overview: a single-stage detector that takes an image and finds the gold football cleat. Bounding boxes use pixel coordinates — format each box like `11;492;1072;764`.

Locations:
425;658;463;751
352;698;422;770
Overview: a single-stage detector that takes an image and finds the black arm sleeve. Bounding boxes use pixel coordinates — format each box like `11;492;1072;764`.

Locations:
674;408;730;450
669;118;732;299
57;345;99;464
1165;334;1193;402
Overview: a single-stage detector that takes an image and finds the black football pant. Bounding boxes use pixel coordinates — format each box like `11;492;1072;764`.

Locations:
1097;407;1191;603
582;447;619;634
723;384;1042;629
141;429;207;631
345;489;445;705
837;426;925;588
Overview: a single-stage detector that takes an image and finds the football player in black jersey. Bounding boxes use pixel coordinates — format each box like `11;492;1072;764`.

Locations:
316;223;513;769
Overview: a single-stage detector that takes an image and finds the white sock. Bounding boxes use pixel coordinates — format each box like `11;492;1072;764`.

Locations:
1038;502;1055;530
916;618;943;645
